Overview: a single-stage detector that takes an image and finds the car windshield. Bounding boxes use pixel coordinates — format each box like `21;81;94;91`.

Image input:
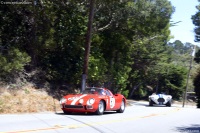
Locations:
82;88;105;95
153;92;166;95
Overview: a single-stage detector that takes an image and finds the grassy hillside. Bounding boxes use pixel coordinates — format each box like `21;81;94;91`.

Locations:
0;84;62;114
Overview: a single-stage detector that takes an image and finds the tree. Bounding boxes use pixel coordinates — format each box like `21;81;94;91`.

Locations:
39;1;88;84
194;68;200;108
154;63;187;99
192;4;200;42
194;50;200;63
123;0;174;98
192;1;200;108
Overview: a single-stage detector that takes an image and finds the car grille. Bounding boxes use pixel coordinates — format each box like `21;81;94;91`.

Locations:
158;98;165;102
64;105;84;109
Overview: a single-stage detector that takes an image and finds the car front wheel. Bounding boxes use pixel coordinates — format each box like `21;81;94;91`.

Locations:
117;99;125;113
149;100;154;106
166;100;172;107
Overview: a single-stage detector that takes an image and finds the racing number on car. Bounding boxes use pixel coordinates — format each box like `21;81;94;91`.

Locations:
110;97;115;108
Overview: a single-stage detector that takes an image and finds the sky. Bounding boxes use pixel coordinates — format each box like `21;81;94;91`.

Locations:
169;0;199;46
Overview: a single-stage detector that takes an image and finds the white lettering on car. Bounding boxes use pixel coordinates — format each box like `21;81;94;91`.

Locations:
110;96;115;108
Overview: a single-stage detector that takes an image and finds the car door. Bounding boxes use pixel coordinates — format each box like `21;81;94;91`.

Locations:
105;90;119;110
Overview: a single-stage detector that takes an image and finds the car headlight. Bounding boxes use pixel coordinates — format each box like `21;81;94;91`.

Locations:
167;97;171;99
60;98;67;104
87;98;95;105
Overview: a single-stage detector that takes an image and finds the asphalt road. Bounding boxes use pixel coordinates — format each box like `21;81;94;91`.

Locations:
0;101;199;133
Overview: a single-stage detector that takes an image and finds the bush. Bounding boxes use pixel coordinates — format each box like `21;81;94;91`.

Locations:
0;48;30;82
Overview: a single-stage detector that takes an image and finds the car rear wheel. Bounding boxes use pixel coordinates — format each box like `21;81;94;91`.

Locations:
95;100;105;115
117;99;125;113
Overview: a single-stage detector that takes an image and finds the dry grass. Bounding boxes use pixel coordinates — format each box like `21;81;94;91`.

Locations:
0;84;62;114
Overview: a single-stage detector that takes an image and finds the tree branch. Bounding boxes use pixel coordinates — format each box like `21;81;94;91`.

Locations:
97;18;114;32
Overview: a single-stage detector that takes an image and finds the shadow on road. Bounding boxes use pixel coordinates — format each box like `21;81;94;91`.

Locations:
55;111;118;116
175;124;200;133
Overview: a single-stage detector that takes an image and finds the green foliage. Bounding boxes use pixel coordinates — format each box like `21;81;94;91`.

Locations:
166;41;199;96
0;48;30;81
192;8;200;42
88;55;108;84
194;50;200;63
121;89;129;98
155;63;187;99
24;88;30;94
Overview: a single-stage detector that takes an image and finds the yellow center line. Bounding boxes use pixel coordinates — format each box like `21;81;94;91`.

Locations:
0;107;181;133
0;126;64;133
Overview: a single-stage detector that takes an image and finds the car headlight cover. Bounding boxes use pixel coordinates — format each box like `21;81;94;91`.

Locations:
87;98;95;105
60;98;67;104
167;97;171;99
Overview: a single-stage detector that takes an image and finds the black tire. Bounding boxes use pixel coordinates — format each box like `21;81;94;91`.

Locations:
149;100;154;106
95;100;105;115
166;100;172;107
117;99;125;113
63;110;72;114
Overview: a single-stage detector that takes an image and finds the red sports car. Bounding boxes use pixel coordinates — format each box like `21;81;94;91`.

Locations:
59;87;126;115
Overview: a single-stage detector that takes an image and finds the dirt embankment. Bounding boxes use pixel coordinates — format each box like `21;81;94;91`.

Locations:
0;84;62;114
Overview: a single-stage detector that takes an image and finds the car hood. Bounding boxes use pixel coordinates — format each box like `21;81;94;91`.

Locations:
64;93;102;99
62;94;105;105
149;94;172;98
